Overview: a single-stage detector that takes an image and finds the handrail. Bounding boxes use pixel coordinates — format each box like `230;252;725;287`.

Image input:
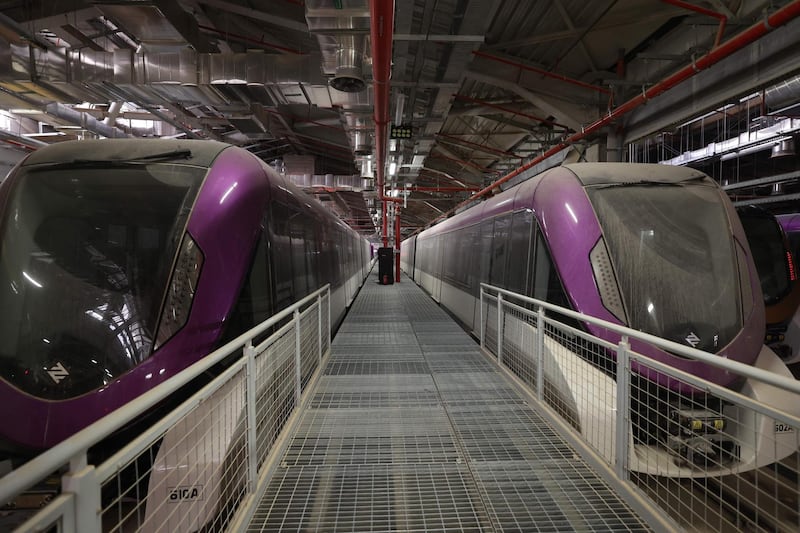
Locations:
480;282;800;396
0;284;331;503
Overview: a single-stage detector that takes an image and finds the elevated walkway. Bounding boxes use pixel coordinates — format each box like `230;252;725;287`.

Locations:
247;272;652;531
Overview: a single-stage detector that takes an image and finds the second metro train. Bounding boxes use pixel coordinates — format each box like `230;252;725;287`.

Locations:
401;162;799;476
0;139;370;458
736;205;800;359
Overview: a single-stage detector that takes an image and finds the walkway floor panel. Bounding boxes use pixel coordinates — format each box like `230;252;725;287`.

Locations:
247;273;651;532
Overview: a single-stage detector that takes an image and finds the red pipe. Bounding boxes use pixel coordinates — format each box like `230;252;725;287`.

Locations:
428;154;501;174
473;50;612;95
428;1;800;227
661;0;727;47
454;95;571;130
406;186;480;192
437;134;523;159
370;0;401;247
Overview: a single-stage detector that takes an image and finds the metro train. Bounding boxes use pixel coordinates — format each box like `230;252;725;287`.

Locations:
776;212;800;363
0;138;370;458
736;205;800;358
401;162;799;476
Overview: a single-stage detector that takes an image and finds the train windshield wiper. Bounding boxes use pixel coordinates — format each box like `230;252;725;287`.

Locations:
36;149;193;169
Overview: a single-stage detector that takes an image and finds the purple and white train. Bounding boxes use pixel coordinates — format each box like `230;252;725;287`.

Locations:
401;163;798;475
0;139;370;456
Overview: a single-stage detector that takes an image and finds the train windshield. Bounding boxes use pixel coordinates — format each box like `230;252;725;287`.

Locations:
588;181;741;352
0;163;205;400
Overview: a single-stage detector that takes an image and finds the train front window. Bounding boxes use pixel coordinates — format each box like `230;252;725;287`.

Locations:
0;163;205;400
587;182;741;352
739;214;792;304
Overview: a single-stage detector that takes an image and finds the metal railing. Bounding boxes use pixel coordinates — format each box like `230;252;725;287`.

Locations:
480;283;800;532
1;285;331;533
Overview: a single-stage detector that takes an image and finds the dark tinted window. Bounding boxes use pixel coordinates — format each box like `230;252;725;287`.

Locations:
490;215;511;286
0;163;204;399
588;182;740;351
507;210;532;294
739;213;792;304
268;199;294;309
221;231;273;343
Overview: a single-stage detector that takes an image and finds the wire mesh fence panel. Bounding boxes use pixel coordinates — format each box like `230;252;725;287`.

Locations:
628;355;800;533
255;327;299;468
299;304;320;391
483;297;498;359
321;293;331;355
479;283;800;533
498;302;539;393
99;368;248;533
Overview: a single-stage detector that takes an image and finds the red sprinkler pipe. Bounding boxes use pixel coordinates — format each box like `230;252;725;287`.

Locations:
454;94;571;130
370;0;402;248
661;0;727;47
428;154;502;174
428;1;800;227
436;134;523;159
473;50;612;95
406;186;481;192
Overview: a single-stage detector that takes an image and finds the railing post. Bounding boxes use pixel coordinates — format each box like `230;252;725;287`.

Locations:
294;308;302;404
536;306;545;400
615;336;631;478
480;286;485;350
244;341;258;492
497;293;504;364
317;293;323;365
62;454;101;533
327;287;331;354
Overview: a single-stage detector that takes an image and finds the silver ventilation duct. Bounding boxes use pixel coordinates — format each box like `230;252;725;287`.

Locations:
331;37;366;93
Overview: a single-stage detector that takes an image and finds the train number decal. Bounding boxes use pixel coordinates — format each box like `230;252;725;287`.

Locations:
775;423;794;433
168;485;204;502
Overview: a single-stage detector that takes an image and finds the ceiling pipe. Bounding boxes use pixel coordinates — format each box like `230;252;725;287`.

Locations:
436;133;524;159
661;0;727;48
428;153;502;174
426;0;800;228
405;186;481;192
454;94;572;130
370;0;402;248
472;50;612;95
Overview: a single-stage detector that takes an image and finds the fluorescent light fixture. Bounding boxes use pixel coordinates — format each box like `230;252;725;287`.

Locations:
388;161;397;176
10;109;42;115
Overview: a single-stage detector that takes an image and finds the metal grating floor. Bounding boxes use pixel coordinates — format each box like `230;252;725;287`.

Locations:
247;271;652;532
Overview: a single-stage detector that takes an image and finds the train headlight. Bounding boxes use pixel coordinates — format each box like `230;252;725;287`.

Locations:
589;238;627;323
154;234;204;350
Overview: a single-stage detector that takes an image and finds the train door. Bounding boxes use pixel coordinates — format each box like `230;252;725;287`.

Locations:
268;194;295;312
432;234;444;302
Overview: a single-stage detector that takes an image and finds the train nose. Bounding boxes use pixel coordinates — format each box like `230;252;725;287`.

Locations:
6;334;130;401
664;322;720;353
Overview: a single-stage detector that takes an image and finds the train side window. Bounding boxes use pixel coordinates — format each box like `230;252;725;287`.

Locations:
268;200;294;310
288;209;308;299
507;210;532;294
490;215;511;287
478;220;493;287
465;223;480;294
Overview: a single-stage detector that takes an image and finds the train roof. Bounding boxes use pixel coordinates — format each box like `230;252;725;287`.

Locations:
562;162;710;186
21;139;233;169
417;162;716;238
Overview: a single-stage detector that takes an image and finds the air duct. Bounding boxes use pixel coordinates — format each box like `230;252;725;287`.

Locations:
771;138;796;158
331;43;366;92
